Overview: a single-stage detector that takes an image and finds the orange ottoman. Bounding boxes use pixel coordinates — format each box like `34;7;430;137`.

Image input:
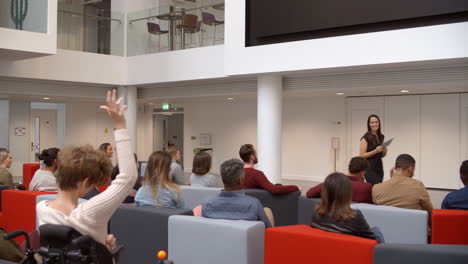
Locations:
265;225;377;264
23;163;40;190
2;190;54;244
432;209;468;245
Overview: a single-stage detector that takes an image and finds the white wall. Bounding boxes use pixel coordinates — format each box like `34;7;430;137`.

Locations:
182;95;347;181
0;101;9;149
8;101;30;177
225;0;468;76
126;45;225;84
0;49;126;85
183;99;257;174
283;96;347;182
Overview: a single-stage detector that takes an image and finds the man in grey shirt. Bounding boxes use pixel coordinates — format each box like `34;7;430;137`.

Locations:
202;158;272;228
168;146;185;185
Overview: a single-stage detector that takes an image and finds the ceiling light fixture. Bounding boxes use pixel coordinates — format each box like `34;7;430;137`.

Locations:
43;97;50;100
336;92;344;96
400;90;410;93
227;97;234;100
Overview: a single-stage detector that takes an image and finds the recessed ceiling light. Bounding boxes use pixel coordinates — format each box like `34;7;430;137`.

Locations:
336;92;344;96
43;97;50;100
400;90;410;93
227;97;234;100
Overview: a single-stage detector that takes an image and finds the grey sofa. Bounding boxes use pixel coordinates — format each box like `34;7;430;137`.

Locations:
109;205;193;264
373;244;468;264
297;196;321;225
351;203;428;244
169;215;265;264
244;189;301;226
180;186;300;226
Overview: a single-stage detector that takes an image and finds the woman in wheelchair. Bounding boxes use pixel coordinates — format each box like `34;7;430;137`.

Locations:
36;90;137;252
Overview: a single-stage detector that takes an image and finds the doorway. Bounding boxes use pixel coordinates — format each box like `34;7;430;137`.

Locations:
153;113;184;166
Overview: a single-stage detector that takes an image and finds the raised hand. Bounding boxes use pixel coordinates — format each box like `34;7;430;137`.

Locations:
100;89;127;130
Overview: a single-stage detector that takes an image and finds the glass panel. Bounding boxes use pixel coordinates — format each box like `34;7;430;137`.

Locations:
127;0;224;56
0;0;48;33
57;0;124;56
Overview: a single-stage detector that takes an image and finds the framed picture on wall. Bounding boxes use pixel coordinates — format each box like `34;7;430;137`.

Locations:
200;134;211;145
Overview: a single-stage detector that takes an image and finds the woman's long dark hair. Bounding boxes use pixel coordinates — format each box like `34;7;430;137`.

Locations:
316;173;355;222
365;114;384;145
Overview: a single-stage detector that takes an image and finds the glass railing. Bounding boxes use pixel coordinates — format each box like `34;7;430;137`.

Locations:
0;0;48;33
127;0;225;56
57;8;124;56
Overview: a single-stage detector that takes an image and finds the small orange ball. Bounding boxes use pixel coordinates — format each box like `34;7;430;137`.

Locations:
157;250;167;260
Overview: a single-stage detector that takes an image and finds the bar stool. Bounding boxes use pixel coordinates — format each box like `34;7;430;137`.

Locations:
176;14;198;49
201;12;224;45
147;22;169;53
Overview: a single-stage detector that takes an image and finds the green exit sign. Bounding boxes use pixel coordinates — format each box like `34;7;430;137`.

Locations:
162;103;170;110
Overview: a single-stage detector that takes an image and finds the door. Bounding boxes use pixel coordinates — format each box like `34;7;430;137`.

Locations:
29;109;58;162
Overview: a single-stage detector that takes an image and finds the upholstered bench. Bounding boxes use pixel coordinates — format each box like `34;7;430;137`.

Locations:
351;203;428;244
168;215;265;264
109;205;193;264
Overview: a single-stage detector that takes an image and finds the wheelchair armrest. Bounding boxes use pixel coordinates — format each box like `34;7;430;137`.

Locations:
111;244;124;263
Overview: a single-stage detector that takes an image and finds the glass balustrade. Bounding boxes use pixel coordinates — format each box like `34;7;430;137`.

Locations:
0;0;48;33
127;0;224;56
57;0;124;56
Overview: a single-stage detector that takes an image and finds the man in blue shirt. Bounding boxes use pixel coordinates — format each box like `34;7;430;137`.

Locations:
202;158;272;227
441;160;468;210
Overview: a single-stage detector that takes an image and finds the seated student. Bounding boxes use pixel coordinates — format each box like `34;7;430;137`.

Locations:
441;160;468;210
167;146;185;185
0;148;14;189
135;151;184;208
202;159;272;228
111;153;142;204
36;90;137;251
311;172;383;243
190;152;221;188
239;144;299;194
372;154;433;215
29;148;60;192
307;157;373;203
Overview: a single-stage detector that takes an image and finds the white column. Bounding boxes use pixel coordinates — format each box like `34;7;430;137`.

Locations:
118;86;137;153
257;74;283;184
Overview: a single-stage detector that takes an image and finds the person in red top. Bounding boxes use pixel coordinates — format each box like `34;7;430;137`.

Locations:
306;157;373;203
239;144;299;195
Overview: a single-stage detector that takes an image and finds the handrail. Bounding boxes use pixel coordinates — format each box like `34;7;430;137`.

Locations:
58;10;122;24
128;3;224;24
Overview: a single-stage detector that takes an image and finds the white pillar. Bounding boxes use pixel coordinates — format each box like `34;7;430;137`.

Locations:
118;86;137;153
257;74;283;184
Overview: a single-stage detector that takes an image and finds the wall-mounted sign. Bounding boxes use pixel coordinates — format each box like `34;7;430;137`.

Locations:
14;127;26;136
200;134;211;145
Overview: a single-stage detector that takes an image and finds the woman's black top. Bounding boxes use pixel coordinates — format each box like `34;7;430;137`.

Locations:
311;209;378;241
362;132;384;185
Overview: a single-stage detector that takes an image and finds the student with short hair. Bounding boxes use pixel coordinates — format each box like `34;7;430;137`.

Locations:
167;146;185;185
202;159;272;227
312;173;383;242
190;152;220;187
441;160;468;210
372;154;433;214
29;147;60;192
135;151;184;208
36;90;137;251
240;144;299;194
307;157;373;203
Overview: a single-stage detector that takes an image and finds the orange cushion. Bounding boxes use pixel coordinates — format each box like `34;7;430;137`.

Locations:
432;209;468;245
23;163;40;190
2;190;54;244
265;225;377;264
97;177;111;192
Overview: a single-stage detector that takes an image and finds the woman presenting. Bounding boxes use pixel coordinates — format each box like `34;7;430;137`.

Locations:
360;114;387;185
